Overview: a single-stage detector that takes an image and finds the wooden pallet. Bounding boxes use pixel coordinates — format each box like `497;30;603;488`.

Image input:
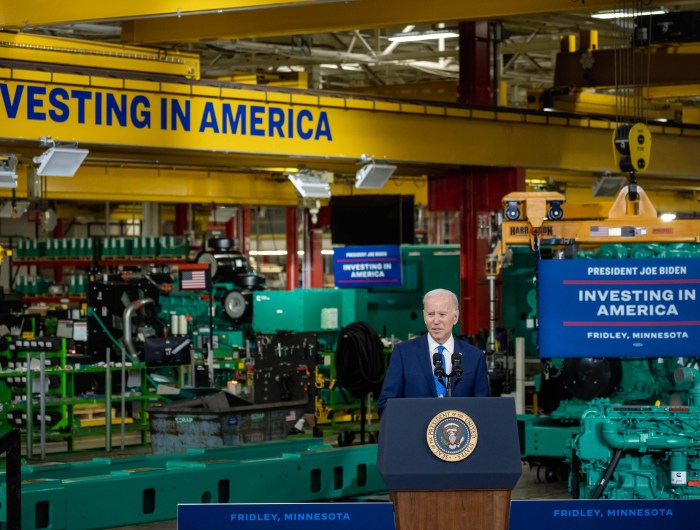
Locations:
73;405;114;421
73;405;134;427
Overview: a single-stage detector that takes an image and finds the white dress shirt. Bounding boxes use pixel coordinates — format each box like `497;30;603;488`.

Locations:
427;335;454;376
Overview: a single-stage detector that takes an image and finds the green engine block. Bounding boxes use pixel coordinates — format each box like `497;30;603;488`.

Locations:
569;397;700;499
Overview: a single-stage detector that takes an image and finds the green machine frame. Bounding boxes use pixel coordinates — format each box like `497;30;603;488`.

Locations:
0;438;385;530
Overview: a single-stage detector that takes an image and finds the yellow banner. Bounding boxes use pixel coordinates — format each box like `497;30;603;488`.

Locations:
0;79;337;156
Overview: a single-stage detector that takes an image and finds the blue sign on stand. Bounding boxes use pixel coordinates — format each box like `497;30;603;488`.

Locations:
333;245;402;288
178;503;396;530
538;258;700;358
510;499;700;530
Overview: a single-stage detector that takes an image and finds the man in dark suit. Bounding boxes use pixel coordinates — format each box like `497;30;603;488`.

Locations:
377;288;490;415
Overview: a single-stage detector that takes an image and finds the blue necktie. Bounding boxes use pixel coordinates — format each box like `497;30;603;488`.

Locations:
434;345;446;397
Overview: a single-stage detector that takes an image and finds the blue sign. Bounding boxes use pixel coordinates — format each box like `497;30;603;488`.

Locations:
333;245;402;288
178;503;396;530
510;499;700;530
538;258;700;358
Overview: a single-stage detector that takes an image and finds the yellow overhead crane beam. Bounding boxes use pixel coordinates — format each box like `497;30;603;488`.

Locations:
0;32;200;79
1;66;700;202
7;164;428;205
0;0;328;28
34;166;298;205
118;0;666;43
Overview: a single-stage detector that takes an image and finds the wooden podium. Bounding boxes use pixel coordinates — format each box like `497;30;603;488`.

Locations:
377;398;522;530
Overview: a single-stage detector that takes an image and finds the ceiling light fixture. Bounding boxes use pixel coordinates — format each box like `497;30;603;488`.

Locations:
0;155;19;188
660;213;677;223
355;155;397;189
287;170;332;199
33;136;89;177
388;29;459;43
591;9;667;20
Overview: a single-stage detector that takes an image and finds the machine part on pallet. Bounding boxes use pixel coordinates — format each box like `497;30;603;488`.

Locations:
0;438;386;530
568;398;700;499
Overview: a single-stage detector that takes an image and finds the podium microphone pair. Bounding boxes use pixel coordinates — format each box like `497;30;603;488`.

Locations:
433;352;464;397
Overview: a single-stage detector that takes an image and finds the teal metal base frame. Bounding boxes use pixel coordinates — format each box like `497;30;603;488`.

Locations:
0;438;386;530
518;414;581;459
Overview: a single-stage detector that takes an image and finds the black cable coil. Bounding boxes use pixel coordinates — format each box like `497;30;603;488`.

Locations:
335;321;386;398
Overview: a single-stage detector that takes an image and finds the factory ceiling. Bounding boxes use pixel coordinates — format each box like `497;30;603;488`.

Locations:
0;0;699;208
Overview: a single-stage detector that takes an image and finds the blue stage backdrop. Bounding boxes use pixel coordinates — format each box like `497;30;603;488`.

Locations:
333;245;402;288
178;503;396;530
538;258;699;358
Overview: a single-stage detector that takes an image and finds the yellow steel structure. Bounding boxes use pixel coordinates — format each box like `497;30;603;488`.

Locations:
0;33;200;79
529;90;683;123
6;164;428;206
118;0;661;43
1;67;699;182
0;1;332;28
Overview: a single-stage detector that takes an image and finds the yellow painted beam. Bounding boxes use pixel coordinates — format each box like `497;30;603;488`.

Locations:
0;32;199;79
4;165;428;205
1;68;699;182
121;0;647;43
0;0;328;28
642;84;700;99
534;91;683;122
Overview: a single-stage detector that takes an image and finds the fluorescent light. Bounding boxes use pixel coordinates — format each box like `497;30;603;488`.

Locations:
591;9;667;20
355;157;397;189
33;146;89;176
0;173;18;188
660;213;676;223
0;155;18;188
388;30;459;43
288;171;331;199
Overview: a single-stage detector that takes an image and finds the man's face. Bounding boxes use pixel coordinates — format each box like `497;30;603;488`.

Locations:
423;294;459;343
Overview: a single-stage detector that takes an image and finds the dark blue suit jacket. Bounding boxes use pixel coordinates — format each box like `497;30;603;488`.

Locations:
376;334;490;416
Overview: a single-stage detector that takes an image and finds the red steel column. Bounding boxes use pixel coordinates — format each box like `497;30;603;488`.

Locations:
458;21;492;106
285;206;298;290
430;168;524;335
174;204;188;236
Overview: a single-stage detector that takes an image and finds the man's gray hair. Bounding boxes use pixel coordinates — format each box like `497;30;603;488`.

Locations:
423;289;459;312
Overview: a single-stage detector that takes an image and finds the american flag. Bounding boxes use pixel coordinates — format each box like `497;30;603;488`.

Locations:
180;268;209;290
590;225;609;237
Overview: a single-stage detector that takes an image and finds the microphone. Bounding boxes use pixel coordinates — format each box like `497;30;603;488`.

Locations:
451;352;464;379
432;352;446;378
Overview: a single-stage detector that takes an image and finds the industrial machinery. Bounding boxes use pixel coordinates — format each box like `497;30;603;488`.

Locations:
87;269;172;361
570;396;700;499
195;237;266;323
488;185;700;492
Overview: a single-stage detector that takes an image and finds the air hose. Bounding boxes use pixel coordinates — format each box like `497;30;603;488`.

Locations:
592;448;623;499
335;321;385;398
